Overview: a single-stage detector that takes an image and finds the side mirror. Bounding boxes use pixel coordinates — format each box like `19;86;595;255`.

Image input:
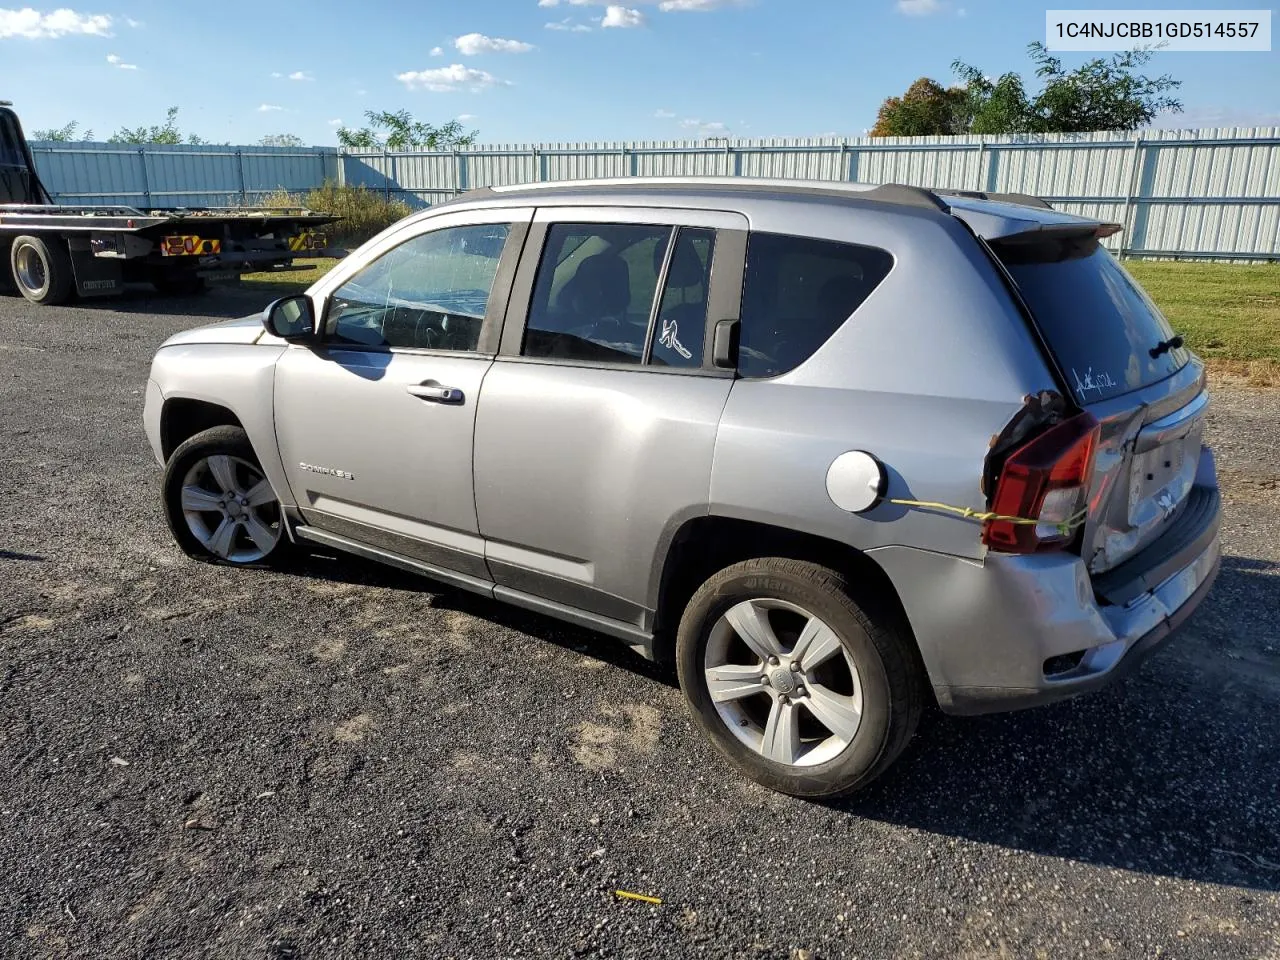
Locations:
263;295;316;341
712;319;740;370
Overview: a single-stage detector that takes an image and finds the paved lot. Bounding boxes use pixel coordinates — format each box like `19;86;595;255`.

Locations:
1;284;1278;960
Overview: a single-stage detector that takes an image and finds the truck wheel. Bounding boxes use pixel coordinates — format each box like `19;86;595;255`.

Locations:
154;273;207;297
676;558;924;799
162;426;292;568
9;235;74;305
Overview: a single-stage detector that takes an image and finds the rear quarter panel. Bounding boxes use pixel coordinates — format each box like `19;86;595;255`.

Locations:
710;202;1059;562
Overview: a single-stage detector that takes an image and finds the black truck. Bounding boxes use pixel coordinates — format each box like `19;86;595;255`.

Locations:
0;101;340;306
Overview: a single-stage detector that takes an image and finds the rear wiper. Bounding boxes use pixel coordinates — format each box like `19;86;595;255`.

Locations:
1149;334;1184;358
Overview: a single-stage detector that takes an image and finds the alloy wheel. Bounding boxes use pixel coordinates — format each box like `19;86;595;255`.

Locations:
704;598;864;767
179;455;281;563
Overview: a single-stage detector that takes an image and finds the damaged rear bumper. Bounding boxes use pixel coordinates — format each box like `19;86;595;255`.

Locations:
869;479;1222;717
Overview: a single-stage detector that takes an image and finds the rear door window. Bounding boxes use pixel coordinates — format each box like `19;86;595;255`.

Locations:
995;237;1188;403
738;233;893;378
524;223;672;365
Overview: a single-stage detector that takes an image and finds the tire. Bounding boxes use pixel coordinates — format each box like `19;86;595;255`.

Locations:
162;425;292;567
153;272;207;297
676;558;924;799
9;235;74;305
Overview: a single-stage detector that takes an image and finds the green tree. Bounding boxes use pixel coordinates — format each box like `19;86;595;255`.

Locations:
870;78;970;137
337;109;478;150
259;133;305;147
108;106;206;145
871;43;1182;137
31;121;94;141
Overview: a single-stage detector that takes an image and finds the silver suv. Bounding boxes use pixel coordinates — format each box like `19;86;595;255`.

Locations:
144;178;1221;797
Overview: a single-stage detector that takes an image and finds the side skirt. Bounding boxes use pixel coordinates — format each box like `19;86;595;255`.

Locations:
291;524;655;659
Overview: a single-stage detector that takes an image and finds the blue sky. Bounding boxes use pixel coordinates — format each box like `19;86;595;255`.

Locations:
2;0;1276;145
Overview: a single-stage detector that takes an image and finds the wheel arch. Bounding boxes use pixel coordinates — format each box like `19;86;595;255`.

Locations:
160;397;245;462
651;515;928;687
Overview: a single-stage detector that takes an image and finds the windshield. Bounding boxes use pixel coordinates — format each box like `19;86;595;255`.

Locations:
996;237;1189;404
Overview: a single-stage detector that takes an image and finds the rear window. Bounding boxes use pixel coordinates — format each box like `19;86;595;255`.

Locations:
996;237;1188;404
739;233;893;378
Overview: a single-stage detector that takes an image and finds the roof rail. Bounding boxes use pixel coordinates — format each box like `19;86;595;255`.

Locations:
934;189;1053;210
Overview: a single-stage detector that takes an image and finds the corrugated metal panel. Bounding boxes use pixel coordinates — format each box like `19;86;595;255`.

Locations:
28;141;339;209
25;132;1280;258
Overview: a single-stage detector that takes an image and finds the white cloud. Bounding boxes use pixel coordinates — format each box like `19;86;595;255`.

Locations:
288;70;314;81
396;63;510;93
125;16;142;27
430;45;444;55
896;0;945;15
457;113;478;121
270;71;282;78
454;32;534;54
679;117;728;135
601;5;644;27
0;8;113;39
105;52;136;69
654;108;676;119
658;0;745;10
327;118;343;126
545;17;591;31
257;103;283;112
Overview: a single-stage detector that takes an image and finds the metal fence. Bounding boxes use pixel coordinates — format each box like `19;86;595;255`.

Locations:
27;141;339;209
28;128;1280;260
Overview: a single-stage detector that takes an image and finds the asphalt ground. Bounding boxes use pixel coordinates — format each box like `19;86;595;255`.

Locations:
1;283;1278;960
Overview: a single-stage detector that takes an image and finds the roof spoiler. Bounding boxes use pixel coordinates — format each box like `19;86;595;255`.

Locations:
934;189;1053;210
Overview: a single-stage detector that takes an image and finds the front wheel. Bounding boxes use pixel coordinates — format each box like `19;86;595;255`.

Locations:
676;558;924;799
162;425;290;566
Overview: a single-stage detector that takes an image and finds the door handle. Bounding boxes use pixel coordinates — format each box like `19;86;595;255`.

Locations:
407;382;465;404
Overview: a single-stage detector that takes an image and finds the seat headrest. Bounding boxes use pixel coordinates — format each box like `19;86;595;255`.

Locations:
653;238;710;289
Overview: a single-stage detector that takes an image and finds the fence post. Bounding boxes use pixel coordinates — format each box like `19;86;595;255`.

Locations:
1121;132;1144;256
136;147;151;209
532;147;542;182
974;139;986;191
838;142;848;181
235;149;247;206
383;148;391;200
620;145;629;177
455;150;468;195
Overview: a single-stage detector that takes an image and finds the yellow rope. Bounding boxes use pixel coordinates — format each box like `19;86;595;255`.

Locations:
887;499;1088;537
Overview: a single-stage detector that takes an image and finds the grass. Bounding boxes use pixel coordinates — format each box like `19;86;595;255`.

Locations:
260;182;412;247
240;256;1279;386
1125;260;1280;386
240;258;337;295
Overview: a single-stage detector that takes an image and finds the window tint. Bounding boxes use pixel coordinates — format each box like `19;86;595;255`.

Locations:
649;228;714;368
738;233;893;378
524;223;672;364
995;238;1187;403
327;223;510;351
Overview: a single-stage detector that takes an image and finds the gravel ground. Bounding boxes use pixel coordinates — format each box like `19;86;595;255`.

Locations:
2;285;1278;960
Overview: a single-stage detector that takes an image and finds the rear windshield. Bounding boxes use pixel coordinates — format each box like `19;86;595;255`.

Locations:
995;237;1188;404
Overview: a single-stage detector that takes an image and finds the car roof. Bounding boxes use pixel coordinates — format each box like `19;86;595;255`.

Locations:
424;176;1116;243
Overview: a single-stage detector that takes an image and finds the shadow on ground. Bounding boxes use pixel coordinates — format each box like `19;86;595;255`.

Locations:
287;546;1280;892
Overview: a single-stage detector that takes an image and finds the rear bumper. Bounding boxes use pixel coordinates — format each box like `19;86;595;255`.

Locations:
870;481;1221;716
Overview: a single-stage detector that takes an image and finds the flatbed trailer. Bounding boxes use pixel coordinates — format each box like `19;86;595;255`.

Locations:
1;101;340;305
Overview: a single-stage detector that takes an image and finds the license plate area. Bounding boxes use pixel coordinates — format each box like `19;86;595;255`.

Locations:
1128;422;1201;528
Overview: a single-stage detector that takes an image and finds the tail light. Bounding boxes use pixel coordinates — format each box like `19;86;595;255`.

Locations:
982;411;1100;554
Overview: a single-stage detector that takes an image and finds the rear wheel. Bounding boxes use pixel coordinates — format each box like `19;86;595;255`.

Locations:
162;426;290;567
676;558;924;798
9;235;74;305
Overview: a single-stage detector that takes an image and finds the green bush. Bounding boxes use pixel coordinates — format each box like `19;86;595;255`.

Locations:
258;182;412;247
